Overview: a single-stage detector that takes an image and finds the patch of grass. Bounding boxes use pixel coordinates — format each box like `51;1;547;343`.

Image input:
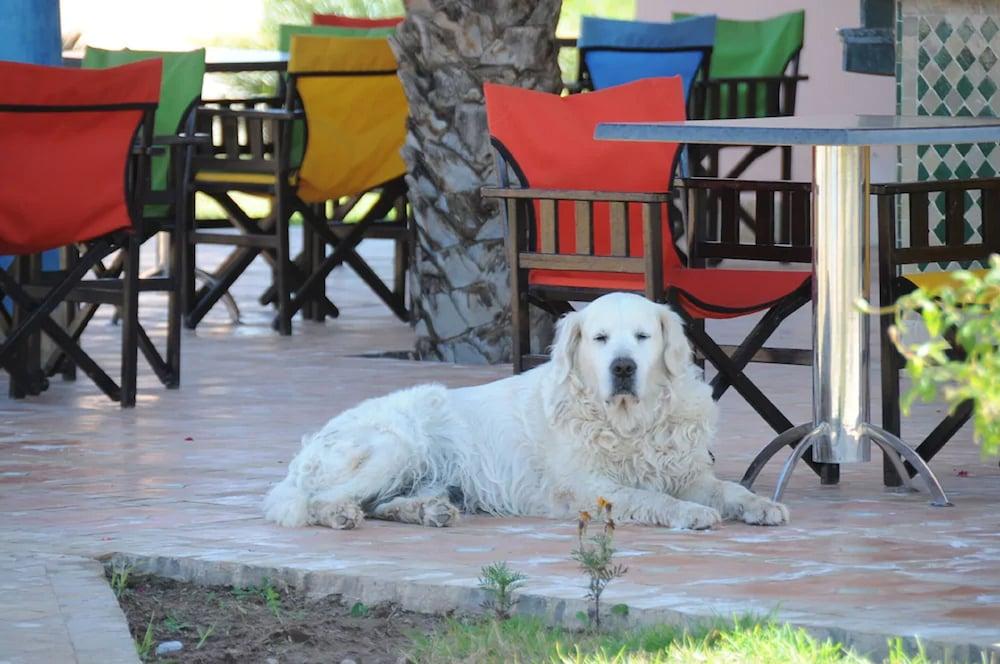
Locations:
261;581;283;619
610;604;629;619
231;578;284;618
162;614;190;633
406;615;937;664
407;616;707;664
135;614;156;661
109;563;132;598
408;615;584;664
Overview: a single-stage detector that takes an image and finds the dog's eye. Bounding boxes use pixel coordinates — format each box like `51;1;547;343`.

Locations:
594;334;608;344
635;332;650;341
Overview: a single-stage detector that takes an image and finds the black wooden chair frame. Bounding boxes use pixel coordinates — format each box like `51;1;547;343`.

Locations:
186;79;411;334
185;96;301;334
688;49;808;240
43;102;207;390
192;95;341;325
873;177;1000;485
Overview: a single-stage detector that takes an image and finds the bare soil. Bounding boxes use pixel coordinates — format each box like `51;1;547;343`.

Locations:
110;572;443;663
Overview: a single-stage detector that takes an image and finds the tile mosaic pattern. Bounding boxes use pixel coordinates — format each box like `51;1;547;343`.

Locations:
898;3;1000;265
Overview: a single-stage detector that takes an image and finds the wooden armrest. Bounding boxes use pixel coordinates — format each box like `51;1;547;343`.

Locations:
695;75;809;85
196;106;302;121
200;96;283;107
153;132;213;147
481;186;671;203
676;177;812;192
871;177;1000;195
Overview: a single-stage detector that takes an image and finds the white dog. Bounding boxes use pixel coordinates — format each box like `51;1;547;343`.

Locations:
264;292;788;530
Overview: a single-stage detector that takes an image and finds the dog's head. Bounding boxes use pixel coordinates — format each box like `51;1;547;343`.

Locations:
550;293;692;406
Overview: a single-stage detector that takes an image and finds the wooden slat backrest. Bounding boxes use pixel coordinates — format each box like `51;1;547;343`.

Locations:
872;178;1000;268
684;177;812;263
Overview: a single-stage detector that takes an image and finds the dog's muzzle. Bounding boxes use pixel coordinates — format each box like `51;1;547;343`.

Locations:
610;356;637;397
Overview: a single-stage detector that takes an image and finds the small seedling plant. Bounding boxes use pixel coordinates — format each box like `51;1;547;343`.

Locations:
196;624;215;650
478;561;527;620
163;614;190;633
572;497;628;631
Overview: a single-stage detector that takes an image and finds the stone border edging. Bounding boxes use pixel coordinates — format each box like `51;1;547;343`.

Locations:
104;551;999;663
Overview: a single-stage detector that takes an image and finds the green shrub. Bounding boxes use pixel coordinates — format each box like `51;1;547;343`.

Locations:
879;255;1000;457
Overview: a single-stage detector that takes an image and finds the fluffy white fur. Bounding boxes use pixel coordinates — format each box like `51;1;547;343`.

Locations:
264;292;789;530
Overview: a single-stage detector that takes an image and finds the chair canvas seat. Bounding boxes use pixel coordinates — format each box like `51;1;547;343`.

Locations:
278;23;396;52
312;13;402;28
528;267;809;319
901;267;989;292
194;170;290;186
82;47;206;210
289;35;406;202
0;62;160;254
674;10;804;118
0;59;164;407
577;14;716;100
186;32;411;333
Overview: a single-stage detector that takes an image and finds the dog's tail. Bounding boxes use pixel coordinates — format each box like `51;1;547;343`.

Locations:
263;477;310;527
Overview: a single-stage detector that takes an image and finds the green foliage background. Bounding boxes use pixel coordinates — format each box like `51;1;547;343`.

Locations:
221;0;634;93
254;0;634;49
887;257;1000;458
557;0;634;81
260;0;405;48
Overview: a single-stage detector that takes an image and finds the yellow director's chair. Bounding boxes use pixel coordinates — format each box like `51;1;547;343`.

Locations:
187;35;411;334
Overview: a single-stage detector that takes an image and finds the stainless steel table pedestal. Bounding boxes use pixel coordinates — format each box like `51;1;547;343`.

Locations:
742;145;952;507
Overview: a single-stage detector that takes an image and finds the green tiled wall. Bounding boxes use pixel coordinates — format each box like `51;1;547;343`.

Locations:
897;2;1000;259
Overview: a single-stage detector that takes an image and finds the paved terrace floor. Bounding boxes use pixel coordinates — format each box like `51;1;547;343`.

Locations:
1;240;998;663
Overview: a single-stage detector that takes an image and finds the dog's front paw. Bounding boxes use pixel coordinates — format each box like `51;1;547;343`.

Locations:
740;495;789;526
420;497;459;528
312;501;364;530
667;503;721;530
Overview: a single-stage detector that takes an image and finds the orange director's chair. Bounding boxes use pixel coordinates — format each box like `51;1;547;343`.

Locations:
0;59;162;407
483;78;835;482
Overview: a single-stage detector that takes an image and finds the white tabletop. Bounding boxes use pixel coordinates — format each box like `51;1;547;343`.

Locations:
596;114;1000;146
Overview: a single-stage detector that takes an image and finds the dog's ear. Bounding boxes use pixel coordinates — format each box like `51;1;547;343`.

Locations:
550;310;582;383
660;303;693;378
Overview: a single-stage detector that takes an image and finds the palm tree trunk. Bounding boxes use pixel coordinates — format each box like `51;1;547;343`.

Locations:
391;0;563;363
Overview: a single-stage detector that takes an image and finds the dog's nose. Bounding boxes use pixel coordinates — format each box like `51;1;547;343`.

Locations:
611;357;636;378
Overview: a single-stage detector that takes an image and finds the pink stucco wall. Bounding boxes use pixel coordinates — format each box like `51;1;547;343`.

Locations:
636;0;897;182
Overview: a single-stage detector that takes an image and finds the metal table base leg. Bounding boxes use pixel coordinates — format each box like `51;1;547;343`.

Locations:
866;424;952;507
753;422;952;507
772;424;828;503
741;422;813;490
